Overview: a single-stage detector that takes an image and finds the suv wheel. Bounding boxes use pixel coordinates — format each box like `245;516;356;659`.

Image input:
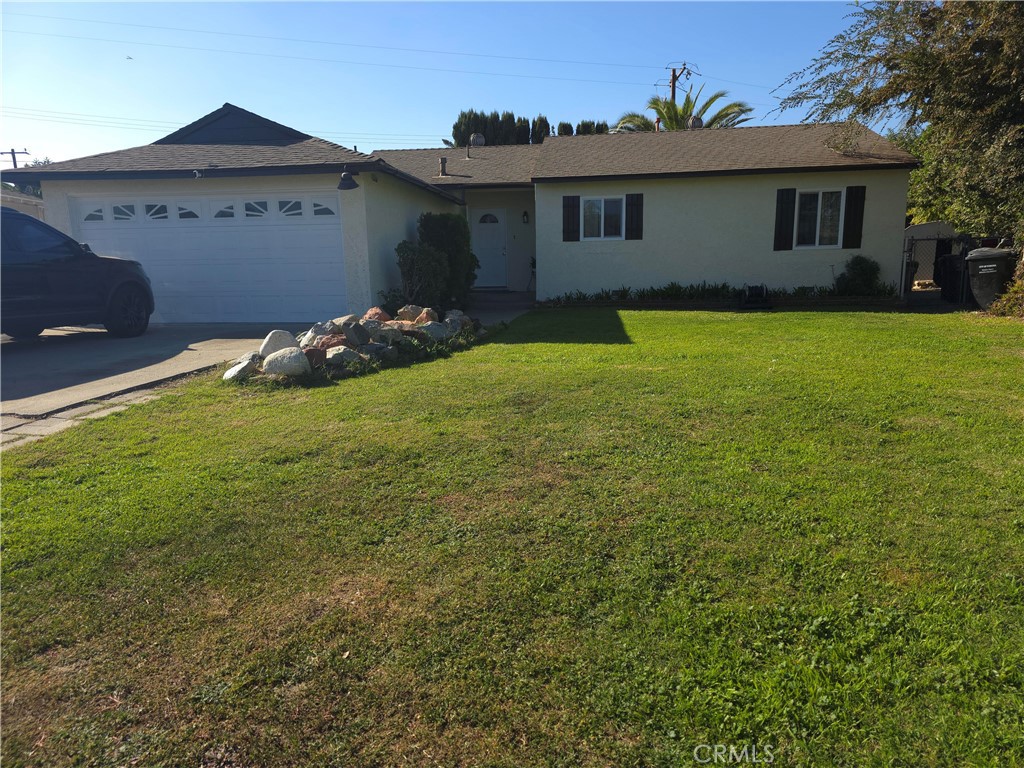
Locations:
104;284;151;337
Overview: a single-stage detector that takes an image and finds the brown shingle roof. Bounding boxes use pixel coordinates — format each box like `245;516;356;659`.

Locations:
531;124;917;181
373;144;540;187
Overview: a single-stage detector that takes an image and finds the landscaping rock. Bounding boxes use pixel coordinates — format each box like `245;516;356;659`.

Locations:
414;308;439;324
419;322;449;343
259;330;299;358
262;347;311;377
371;326;404;346
332;313;360;328
444;317;464;337
304;347;327;368
363;306;392;322
223;356;258;381
316;334;352;351
396;304;423;321
342;322;371;347
233;351;262;367
326;346;362;365
446;309;473;330
358;342;389;360
360;318;382;335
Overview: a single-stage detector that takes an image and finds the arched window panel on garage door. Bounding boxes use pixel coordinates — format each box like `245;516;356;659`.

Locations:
112;204;136;221
145;203;169;221
176;202;202;220
244;200;269;218
312;199;337;217
213;201;236;219
278;200;303;217
79;201;106;222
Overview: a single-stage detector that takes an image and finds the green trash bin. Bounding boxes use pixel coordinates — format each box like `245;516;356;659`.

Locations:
965;248;1018;309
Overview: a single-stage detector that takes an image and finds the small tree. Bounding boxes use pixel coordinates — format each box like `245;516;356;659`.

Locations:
557;121;574;137
515;117;531;145
531;115;551;144
575;120;596;135
395;240;450;309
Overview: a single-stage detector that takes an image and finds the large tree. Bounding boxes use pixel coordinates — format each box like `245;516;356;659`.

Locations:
615;84;754;132
776;1;1024;241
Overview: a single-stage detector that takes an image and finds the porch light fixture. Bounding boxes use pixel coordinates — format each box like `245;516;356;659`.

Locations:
337;167;359;191
522;210;529;224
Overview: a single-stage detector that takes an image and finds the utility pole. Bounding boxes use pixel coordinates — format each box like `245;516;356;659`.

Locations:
2;148;30;168
666;61;694;104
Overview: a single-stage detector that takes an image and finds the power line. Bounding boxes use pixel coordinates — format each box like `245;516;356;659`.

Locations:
4;11;664;71
3;29;659;88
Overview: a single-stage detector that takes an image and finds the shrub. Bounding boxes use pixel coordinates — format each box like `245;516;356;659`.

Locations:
417;212;479;309
834;255;896;296
395;239;449;309
989;255;1024;317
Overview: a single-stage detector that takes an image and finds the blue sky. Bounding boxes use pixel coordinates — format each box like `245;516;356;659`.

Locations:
1;2;855;167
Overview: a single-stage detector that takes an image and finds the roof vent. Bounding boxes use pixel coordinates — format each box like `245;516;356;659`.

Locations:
687;116;704;130
469;133;486;147
438;157;448;177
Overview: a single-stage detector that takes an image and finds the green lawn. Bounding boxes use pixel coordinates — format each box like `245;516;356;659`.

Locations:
2;309;1023;767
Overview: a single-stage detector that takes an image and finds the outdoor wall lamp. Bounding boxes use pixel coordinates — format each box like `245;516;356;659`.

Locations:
337;168;359;191
522;210;529;224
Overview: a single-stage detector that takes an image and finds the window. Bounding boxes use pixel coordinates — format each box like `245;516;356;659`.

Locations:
479;213;499;224
5;217;79;263
83;207;104;222
795;190;844;247
112;204;136;221
312;201;336;217
214;203;235;219
145;203;169;220
245;201;269;218
177;203;201;220
582;196;624;239
278;200;303;217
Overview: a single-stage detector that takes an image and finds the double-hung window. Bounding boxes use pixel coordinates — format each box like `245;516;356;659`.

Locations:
582;196;624;240
795;190;844;248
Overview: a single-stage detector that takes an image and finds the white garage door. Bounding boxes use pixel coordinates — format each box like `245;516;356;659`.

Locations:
71;193;347;323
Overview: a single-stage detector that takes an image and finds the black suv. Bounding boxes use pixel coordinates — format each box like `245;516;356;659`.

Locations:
1;207;154;339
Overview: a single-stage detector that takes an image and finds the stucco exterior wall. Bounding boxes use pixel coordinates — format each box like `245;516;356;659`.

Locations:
361;173;460;306
463;188;535;291
534;169;910;299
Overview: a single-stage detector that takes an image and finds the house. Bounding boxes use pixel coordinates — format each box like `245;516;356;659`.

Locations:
5;104;916;323
380;126;916;300
3;104;461;323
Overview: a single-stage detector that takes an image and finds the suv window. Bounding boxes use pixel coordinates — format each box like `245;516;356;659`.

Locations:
4;216;81;264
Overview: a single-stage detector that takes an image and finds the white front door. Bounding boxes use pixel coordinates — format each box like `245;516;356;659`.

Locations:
471;209;507;288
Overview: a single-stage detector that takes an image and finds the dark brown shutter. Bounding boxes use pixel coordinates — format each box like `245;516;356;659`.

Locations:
562;196;580;242
773;188;796;251
625;194;644;240
842;186;866;249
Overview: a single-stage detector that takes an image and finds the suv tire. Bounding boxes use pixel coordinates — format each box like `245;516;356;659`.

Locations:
104;284;151;337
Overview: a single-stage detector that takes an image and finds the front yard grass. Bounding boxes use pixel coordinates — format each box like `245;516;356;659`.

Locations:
2;309;1023;766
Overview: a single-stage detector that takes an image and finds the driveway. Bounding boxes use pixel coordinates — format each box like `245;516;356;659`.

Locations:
1;324;271;418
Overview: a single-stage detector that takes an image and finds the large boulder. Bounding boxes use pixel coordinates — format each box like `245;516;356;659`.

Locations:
444;317;464;337
262;347;312;377
363;306;392;322
326;346;362;365
259;330;299;358
396;304;423;321
358;342;389;360
419;322;449;343
445;309;474;330
223;355;259;381
360;318;382;335
342;321;371;347
414;308;439;325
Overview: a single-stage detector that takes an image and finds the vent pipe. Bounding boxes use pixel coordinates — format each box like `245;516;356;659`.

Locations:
439;157;448;177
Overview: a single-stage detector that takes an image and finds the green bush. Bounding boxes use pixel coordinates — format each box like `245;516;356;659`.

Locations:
834;255;895;296
417;212;479;309
988;255;1024;317
395;239;449;309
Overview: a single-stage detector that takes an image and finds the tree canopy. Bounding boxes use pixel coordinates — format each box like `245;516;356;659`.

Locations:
776;1;1024;241
615;84;754;132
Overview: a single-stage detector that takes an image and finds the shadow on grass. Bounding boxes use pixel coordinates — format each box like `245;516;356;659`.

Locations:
492;308;633;345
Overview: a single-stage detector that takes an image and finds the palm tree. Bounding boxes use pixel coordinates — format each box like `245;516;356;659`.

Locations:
614;84;754;132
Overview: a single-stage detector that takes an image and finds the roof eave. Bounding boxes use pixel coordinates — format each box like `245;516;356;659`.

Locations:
531;161;919;184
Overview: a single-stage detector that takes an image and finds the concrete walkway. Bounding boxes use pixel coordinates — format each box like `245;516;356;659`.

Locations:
467;290;536;326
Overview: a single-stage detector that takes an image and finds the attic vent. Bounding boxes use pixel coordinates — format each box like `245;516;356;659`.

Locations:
687;116;704;130
469;133;486;147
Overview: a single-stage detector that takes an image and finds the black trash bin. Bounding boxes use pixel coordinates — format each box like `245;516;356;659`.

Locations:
965;248;1019;309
